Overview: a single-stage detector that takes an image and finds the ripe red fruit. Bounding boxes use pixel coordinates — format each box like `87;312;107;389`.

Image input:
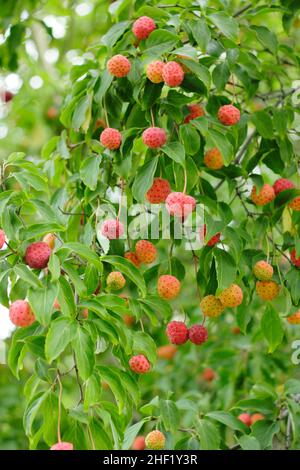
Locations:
132;436;146;450
287;310;300;324
145;430;165;450
219;284;243;308
100;128;122;150
157;344;177;360
50;442;74;450
202;367;215;382
157;275;181;300
253;260;273;280
218;104;240;126
146;60;165;83
189;324;208;345
162;62;184;87
289;196;300;211
204;148;223;170
9;300;35;327
0;229;6;248
199;224;221;247
165;192;196;218
124;313;135;327
53;299;61;310
101;219;124;239
184;103;205;123
132;16;156;40
146;177;171;203
256;280;279;300
142;127;167;148
250;413;264;425
238;413;252;427
166;321;189;345
290;248;300;268
273;178;294;195
107;271;126;290
135;240;157;264
200;295;224;317
129;354;151;374
25;242;51;269
107;54;131;77
124;251;141;267
251;184;275;206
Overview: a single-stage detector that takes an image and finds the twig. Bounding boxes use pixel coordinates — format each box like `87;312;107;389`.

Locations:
56;371;63;443
73;352;84;404
233;3;252;17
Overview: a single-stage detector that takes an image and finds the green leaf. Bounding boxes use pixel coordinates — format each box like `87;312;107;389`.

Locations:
252;111;273;139
84;374;102;410
207;128;234;165
80;156;101;190
212;62;230;91
213;248;236;290
188;19;211;52
72;92;93;133
62;261;87;297
160;399;180;432
48;254;61;282
132;156;158;202
122;419;148;450
101;20;130;48
144;29;178;57
23;390;50;436
251;420;280;449
60;242;103;271
180;125;200;155
261;304;284;353
251;26;277;54
132;331;157;364
102;255;146;297
97;366;126;412
162;142;185;167
195;419;221;450
14;264;42;288
94;69;113;104
57;276;76;317
206;411;248;433
208;12;239;42
27;280;58;326
72;325;95;380
238;435;261;450
45;317;77;362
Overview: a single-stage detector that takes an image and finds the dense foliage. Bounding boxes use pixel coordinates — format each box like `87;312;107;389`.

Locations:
1;0;300;451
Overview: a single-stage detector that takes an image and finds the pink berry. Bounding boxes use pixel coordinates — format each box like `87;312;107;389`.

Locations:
0;229;6;248
166;321;189;345
188;324;208;345
129;354;151;374
146;61;164;83
9;300;35;327
25;242;51;269
218;104;240;126
238;413;251;427
132;16;156;40
100;128;122;150
146;177;171;203
157;275;181;300
142;127;167;148
290;248;300;268
101;219;124;239
273;178;294;196
50;442;74;450
165;192;196;218
107;54;131;78
184;104;205;123
162;62;184;87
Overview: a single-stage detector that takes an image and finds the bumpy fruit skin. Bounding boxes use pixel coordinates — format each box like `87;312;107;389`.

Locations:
135;240;157;264
218;104;240;126
129;354;151;374
184;104;205;123
291;248;300;268
287;311;300;324
101;219;124;239
199;224;221;247
251;184;275;206
9;300;35;327
132;16;156;40
238;413;252;427
165;192;196;218
145;430;165;450
289;196;300;211
204;148;223;170
253;260;273;280
162;62;184;87
42;233;56;250
142;127;167;148
157;344;177;360
166;321;189;345
107;54;131;77
107;271;126;290
157;275;181;300
146;177;171;203
125;251;141;267
189;324;208;345
132;436;146;450
219;284;243;308
200;295;224;317
256;280;279;300
250;413;264;425
202;367;215;382
0;229;6;248
25;242;51;269
146;60;164;83
273;178;294;195
100;127;122;150
50;442;73;450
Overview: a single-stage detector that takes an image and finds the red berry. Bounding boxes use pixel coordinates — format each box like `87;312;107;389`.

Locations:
9;300;35;327
25;242;51;269
290;248;300;268
289;196;300;211
107;54;131;77
184;104;205;123
0;229;6;248
124;251;141;267
250;413;264;425
100;128;122;150
135;240;157;264
199;224;221;247
157;275;181;300
251;184;275;206
107;271;126;290
166;321;189;345
219;284;243;308
146;177;171;203
218;104;240;126
142;127;167;148
238;413;251;427
165;192;196;218
101;219;124;239
273;178;294;195
162;62;184;87
132;436;146;450
204;148;223;170
145;430;165;450
202;367;215;382
188;324;208;345
2;90;14;102
132;16;156;40
50;442;73;450
129;354;151;374
146;60;165;83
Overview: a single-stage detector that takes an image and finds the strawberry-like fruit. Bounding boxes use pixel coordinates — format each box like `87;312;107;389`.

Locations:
166;321;189;345
200;295;224;317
